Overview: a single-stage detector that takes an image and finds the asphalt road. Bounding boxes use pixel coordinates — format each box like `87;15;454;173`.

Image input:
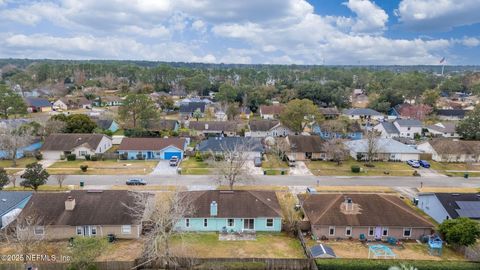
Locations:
39;174;480;189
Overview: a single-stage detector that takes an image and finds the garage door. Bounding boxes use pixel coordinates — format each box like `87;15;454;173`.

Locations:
164;152;182;160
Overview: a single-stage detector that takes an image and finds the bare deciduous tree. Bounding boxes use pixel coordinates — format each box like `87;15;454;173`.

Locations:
365;130;380;164
127;191;194;269
323;138;349;165
44;119;67;135
278;192;301;236
0;125;33;167
55;174;67;188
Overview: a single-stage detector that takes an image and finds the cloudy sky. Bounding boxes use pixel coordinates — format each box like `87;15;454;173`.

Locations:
0;0;479;65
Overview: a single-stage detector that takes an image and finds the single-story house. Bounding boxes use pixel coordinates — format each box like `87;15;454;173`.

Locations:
179;102;206;118
41;134;113;160
16;190;142;240
24;97;52;113
189;121;238;137
436;109;468;121
286;135;326;161
197;137;264;159
0;139;43;159
259;104;285;119
53;97;92;111
426;123;459;138
118;137;187;160
245;120;293;138
0;191;32;229
388;104;432;121
143;119;180;134
374;119;423;139
312;121;362;140
177;190;282;232
342;108;384;121
94;95;123;107
319;107;340;119
417;139;480;162
0;119;32;129
418;193;480;223
95;119;119;133
344;138;421;161
299;193;434;240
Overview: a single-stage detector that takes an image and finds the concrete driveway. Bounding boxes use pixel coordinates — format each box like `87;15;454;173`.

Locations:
289;161;313;176
150;160;178;176
417;167;446;177
245;160;264;175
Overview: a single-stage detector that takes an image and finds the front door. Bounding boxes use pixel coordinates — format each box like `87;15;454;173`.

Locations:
243;219;254;230
83;226;91;236
375;227;382;239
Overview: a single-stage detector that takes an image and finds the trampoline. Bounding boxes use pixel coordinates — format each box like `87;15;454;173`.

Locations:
368;244;397;259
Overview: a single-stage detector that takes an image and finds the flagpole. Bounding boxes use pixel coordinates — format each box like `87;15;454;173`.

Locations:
441;64;445;76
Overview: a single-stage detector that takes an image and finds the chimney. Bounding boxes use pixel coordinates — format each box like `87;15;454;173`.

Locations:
205;123;209;130
345;197;353;211
210;201;218;217
65;196;75;211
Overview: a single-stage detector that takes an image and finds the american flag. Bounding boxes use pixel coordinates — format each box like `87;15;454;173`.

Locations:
439;57;446;64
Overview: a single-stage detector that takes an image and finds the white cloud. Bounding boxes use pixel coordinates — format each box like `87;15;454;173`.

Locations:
192;20;207;33
461;37;480;47
344;0;389;34
396;0;480;31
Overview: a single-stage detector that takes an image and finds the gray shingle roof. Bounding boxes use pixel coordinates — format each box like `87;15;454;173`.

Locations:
395;119;423;127
179;102;206;113
95;119;114;130
197;137;263;152
380;122;399;134
427;123;457;133
189;121;237;132
249;120;280;132
41;134;108;151
344;138;421;154
25;97;51;107
342;108;383;116
0;191;32;216
431;193;480;219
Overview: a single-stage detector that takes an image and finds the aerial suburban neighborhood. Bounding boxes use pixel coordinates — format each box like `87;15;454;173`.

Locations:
1;1;480;270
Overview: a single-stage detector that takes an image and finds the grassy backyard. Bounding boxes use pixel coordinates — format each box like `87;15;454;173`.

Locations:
179;158;214;175
171;232;305;258
47;160;158;175
307;159;415;176
0;157;37;168
430;161;480;177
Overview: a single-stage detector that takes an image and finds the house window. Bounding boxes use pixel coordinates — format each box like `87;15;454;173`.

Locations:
227;219;234;227
328;226;335;236
121;225;131;234
345;226;352;236
185;219;190;228
204;219;208;227
403;228;412;237
34;226;44;235
266;218;274;227
91;226;97;236
382;227;389;237
368;227;374;236
79;151;87;156
76;226;82;235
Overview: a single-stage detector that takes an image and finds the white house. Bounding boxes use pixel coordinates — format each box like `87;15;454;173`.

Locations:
417;139;480;162
41;134;113;160
426;123;460;138
259;105;285;120
53;97;92;111
374;119;423;139
245;120;293;137
344;138;421;161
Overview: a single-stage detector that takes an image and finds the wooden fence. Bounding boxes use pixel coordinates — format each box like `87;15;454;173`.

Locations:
0;261;135;270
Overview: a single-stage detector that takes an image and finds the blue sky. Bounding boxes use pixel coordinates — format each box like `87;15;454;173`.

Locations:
0;0;479;65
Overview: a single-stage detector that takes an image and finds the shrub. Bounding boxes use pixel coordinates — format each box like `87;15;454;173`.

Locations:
194;151;204;162
67;154;77;161
351;165;360;173
136;153;145;160
90;155;98;161
80;165;88;172
119;153;128;160
315;259;480;270
34;152;43;161
85;154;91;161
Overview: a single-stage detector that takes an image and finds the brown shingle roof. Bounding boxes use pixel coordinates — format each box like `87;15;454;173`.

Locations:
249;120;280;132
18;190;139;226
189;121;237;132
184;190;282;218
429;139;480;155
118;137;186;151
146;119;178;131
41;133;107;151
260;105;285;115
287;135;325;153
299;193;433;227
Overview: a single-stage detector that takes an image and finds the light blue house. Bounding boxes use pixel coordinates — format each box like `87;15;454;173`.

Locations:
0;140;43;159
312;122;363;140
418;193;480;223
0;191;32;228
117;137;187;160
176;190;282;232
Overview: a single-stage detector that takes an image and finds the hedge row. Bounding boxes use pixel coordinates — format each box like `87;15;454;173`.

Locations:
315;259;479;270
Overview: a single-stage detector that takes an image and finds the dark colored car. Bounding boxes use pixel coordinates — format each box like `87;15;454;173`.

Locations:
126;179;147;185
419;160;430;168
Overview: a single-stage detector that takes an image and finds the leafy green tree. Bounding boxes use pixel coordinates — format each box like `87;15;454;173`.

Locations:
20;163;49;192
182;73;210;94
119;94;158;129
422;89;440;108
280;99;322;133
439;217;480;247
226;103;239;121
216;84;238;103
440;77;465;94
192;108;203;121
68;237;108;270
0;168;10;190
65;114;97;133
0;84;27;119
456;106;480;140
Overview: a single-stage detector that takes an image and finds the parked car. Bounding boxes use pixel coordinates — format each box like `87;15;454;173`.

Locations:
126;178;147;185
169;156;179;166
254;157;262;167
407;160;420;168
419;160;430;168
287;158;296;167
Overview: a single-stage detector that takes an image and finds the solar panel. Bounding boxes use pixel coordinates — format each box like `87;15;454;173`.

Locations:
455;201;480;218
311;244;336;258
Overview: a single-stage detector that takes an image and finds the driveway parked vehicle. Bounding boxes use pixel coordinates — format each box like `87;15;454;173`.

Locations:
407;160;420;168
419;160;430;168
254;157;262;167
169;156;179;167
126;179;147;185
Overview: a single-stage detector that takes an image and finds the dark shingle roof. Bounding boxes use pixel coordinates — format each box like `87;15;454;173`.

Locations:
41;134;107;151
189;121;237;132
395;119;423;127
299;193;433;227
118;137;186;151
437;109;467;118
184;190;282;218
428;139;480;155
179;102;206;113
18;190;139;226
432;193;480;219
319;107;340;116
287;135;325;153
95;119;114;130
25;97;51;107
197;137;263;152
249;120;280;132
343;108;383;116
146;119;178;131
381;122;399;134
0;191;32;215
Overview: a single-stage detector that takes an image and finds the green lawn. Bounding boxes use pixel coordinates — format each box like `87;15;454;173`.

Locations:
113;129;124;135
430;161;480;177
48;160;158;175
171;232;305;258
307;159;415;176
4;185;76;191
0;157;37;168
180;158;214;175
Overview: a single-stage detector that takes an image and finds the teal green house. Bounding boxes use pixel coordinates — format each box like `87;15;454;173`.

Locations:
177;190;282;232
